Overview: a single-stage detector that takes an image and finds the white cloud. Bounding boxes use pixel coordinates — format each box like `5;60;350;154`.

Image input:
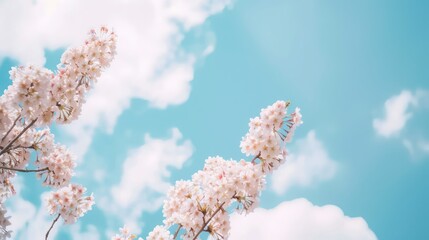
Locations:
0;0;232;159
402;139;415;156
403;138;429;158
11;193;60;240
271;130;337;195
69;224;100;240
99;128;192;232
7;196;36;239
7;180;96;240
373;90;417;137
374;90;429;158
417;140;429;154
229;198;377;240
202;44;215;56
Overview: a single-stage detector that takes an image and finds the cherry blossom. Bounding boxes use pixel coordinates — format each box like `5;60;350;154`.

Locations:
0;26;117;239
114;100;302;240
146;226;174;240
0;204;11;240
111;225;142;240
240;100;302;173
36;144;76;187
45;184;94;224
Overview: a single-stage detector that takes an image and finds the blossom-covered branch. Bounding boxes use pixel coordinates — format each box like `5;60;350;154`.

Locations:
112;100;302;240
0;26;117;239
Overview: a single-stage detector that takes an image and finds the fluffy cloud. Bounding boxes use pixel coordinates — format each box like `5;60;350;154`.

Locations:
100;128;192;231
417;140;429;154
7;197;36;239
229;198;377;240
0;0;232;159
373;90;417;137
271;130;337;195
403;138;429;158
10;193;60;240
374;90;429;157
69;224;100;240
9;187;97;240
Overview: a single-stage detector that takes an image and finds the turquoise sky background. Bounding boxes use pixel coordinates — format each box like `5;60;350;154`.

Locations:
1;0;428;239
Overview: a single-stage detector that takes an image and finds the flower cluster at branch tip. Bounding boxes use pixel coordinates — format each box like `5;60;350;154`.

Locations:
162;157;265;240
285;107;303;142
240;100;302;173
46;184;94;224
113;101;302;240
36;144;76;187
0;26;117;239
54;26;117;124
7;66;53;123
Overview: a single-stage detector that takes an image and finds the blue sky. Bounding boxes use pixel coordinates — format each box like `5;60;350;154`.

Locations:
1;0;428;239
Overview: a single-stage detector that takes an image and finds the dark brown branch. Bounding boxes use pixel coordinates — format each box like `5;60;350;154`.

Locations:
251;152;261;164
173;225;182;239
45;214;60;240
0;166;49;173
192;202;226;240
1;114;21;143
76;75;85;89
8;145;34;151
0;118;37;156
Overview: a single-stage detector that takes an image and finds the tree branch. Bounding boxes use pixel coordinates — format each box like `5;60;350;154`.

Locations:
8;145;34;151
1;113;21;143
0;166;49;173
173;225;182;239
45;214;61;240
251;152;261;164
0;118;37;156
192;202;226;240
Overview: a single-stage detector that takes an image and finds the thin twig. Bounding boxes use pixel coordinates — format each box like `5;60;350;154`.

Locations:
251;152;261;164
45;214;61;240
76;75;85;89
0;166;49;173
0;118;37;156
192;202;226;240
1;113;21;143
173;225;182;239
8;145;34;151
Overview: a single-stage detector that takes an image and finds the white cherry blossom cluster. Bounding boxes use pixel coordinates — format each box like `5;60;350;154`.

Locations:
240;101;303;173
162;180;201;234
7;66;53;123
0;204;11;240
112;225;172;240
115;100;302;240
0;26;117;239
0;126;35;184
31;128;55;156
0;26;116;190
146;226;174;240
285;107;303;142
46;184;94;224
161;157;264;239
0;102;12;133
1;27;117;126
36;144;76;187
192;157;265;213
53;26;117;124
60;26;117;89
111;225;142;240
